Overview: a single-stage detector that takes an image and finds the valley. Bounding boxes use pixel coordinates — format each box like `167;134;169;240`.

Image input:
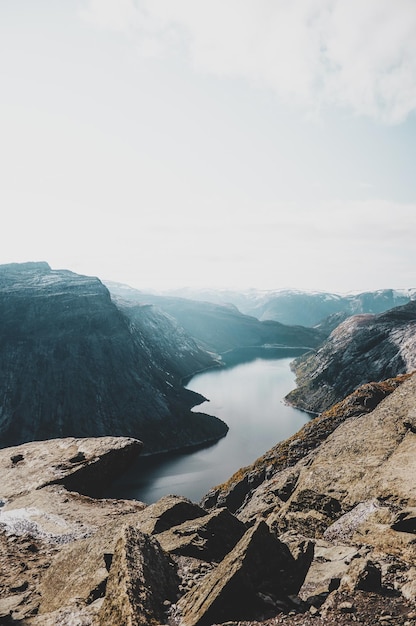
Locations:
0;262;415;625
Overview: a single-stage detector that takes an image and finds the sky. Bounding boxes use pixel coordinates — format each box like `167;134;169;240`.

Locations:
1;0;416;294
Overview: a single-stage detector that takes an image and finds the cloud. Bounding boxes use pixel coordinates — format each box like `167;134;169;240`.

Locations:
79;0;416;124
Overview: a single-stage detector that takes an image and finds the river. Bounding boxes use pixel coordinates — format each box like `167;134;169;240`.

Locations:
105;355;309;504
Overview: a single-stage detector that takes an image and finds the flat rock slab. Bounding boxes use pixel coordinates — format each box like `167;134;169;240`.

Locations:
0;436;142;501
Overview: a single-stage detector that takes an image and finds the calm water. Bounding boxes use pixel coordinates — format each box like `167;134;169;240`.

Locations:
106;357;309;504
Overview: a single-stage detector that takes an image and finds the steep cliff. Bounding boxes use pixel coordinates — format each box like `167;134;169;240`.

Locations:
0;262;226;452
285;300;416;413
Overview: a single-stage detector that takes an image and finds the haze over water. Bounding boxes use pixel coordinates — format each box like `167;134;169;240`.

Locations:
107;357;309;504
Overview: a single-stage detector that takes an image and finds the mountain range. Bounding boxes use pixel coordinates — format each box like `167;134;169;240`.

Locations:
104;281;325;355
145;286;416;327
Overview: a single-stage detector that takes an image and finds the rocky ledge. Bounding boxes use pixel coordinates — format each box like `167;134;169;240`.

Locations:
1;375;416;625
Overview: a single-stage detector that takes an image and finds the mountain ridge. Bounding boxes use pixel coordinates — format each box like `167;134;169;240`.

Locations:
285;300;416;414
0;262;227;453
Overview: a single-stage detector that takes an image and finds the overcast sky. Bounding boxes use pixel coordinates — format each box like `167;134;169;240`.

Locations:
1;1;416;293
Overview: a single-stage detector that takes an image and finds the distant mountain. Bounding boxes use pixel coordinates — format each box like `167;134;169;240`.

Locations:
153;286;416;327
285;300;416;414
104;282;325;355
0;263;227;452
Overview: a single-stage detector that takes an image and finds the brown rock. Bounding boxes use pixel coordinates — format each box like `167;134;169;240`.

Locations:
176;520;302;626
401;567;416;602
341;558;382;593
37;519;125;614
299;541;360;606
391;507;416;534
156;507;246;562
135;494;207;535
0;436;143;501
98;525;179;626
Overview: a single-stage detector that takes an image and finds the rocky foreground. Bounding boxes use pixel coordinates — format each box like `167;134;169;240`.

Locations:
0;376;416;625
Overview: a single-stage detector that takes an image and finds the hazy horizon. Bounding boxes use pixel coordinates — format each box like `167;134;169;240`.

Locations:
1;2;415;294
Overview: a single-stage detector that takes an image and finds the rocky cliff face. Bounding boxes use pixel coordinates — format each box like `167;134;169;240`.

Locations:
285;300;416;413
0;262;227;453
0;376;415;625
105;282;325;355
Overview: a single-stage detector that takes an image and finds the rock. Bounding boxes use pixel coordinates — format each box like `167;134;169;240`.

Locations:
37;518;128;614
340;558;382;593
391;508;416;534
0;592;29;619
403;409;416;433
299;541;360;605
278;531;315;592
401;568;416;602
323;500;380;543
135;495;207;535
175;521;303;626
156;507;246;562
173;555;216;594
0;436;143;500
98;526;179;626
275;375;416;532
339;601;355;612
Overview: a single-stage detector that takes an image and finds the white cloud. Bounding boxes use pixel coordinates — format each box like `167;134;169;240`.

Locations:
79;0;416;123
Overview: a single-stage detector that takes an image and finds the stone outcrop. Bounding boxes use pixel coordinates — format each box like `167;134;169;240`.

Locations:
285;301;416;413
0;262;227;453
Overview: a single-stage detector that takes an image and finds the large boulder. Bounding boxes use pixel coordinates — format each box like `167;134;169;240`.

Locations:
156;507;246;562
134;495;207;535
175;520;307;626
98;526;179;626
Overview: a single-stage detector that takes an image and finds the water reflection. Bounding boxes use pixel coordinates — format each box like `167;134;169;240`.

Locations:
105;357;309;503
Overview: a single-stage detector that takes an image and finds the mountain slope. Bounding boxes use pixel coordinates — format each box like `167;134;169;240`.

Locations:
0;262;227;452
105;282;325;355
285;300;416;414
155;286;416;326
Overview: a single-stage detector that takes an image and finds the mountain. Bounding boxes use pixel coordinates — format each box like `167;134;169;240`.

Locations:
104;282;325;355
152;286;416;327
0;262;227;452
285;300;416;414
